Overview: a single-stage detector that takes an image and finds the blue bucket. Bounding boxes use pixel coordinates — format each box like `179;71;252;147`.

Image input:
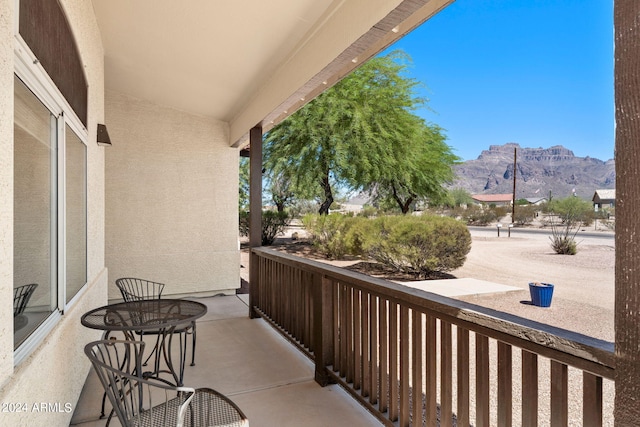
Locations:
529;282;554;307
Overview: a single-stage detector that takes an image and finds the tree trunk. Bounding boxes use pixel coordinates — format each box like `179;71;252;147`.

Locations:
318;174;334;215
391;183;415;214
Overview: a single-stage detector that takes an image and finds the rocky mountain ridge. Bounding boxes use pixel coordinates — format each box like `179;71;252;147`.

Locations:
451;143;615;199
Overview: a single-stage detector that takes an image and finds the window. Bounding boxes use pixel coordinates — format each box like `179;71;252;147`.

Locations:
13;75;88;356
65;124;87;303
13;0;90;363
13;76;58;349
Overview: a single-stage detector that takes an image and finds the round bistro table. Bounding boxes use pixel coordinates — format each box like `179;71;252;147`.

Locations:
81;299;207;387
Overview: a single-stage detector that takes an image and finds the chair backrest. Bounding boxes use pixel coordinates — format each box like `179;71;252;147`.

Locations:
13;284;38;317
85;339;184;427
116;278;165;302
85;339;144;426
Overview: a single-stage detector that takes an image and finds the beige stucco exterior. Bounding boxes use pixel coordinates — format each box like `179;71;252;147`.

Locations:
0;0;107;425
105;91;240;299
0;0;15;381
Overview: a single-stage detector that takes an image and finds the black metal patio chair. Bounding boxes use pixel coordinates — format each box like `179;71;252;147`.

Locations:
85;339;248;427
116;278;198;367
13;283;38;317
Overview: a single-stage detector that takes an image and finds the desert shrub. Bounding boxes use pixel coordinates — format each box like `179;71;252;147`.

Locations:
461;205;498;225
342;216;374;256
360;215;471;278
359;205;379;218
594;208;615;230
493;205;510;218
443;205;467;220
303;214;471;277
550;232;578;255
548;196;594;226
302;214;359;259
239;210;249;237
513;205;538;225
549;216;579;255
599;219;615;230
262;211;291;245
239;210;290;245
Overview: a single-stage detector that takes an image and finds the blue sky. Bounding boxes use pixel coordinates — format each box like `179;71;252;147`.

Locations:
382;0;614;162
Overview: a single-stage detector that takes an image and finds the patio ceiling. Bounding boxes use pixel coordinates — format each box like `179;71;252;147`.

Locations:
91;0;453;146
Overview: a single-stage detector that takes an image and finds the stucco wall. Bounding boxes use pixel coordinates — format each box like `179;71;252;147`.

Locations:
0;0;15;383
105;91;240;299
0;0;108;425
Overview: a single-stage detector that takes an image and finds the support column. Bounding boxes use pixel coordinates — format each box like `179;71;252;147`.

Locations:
248;125;262;318
614;0;640;422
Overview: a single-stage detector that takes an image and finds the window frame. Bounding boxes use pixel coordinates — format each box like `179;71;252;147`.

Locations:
13;32;89;365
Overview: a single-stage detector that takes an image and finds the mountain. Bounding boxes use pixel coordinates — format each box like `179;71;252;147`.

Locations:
451;143;615;200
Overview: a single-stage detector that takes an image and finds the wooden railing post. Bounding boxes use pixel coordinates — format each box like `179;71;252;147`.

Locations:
615;1;640;424
248;125;262;319
313;274;334;386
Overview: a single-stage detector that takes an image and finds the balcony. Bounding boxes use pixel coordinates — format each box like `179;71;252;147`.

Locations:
71;247;614;426
70;294;383;426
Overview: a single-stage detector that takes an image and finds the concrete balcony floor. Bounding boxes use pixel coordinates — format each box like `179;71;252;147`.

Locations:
70;295;382;427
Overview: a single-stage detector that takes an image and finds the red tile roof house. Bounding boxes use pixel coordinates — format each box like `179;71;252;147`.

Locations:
2;0;640;425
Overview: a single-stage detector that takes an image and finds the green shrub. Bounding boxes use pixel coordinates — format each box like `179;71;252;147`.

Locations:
493;205;510;218
360;215;471;278
549;216;579;255
548;196;595;226
263;211;291;245
550;236;577;255
302;214;358;259
359;205;378;218
513;205;538;225
239;210;249;237
460;205;498;225
302;213;471;278
239;210;290;246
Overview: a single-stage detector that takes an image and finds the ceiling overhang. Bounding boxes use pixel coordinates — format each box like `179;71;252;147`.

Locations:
92;0;454;148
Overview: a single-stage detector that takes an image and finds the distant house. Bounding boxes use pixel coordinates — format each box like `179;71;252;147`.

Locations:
471;194;513;206
593;189;616;210
524;197;547;206
339;194;371;213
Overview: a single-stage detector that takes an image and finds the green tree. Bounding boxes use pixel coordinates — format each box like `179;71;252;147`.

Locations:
263;51;456;215
239;157;249;210
548;196;594;225
370;119;458;213
444;187;474;208
267;171;295;213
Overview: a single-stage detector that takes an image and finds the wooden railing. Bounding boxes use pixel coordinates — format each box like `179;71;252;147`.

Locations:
251;247;615;427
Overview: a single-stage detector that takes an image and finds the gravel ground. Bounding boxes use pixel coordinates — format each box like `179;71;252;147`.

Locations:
451;229;614;342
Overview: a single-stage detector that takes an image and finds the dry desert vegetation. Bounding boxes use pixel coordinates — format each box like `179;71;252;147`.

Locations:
242;225;615;341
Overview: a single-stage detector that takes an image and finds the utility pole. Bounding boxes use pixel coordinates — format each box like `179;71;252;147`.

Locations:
512;147;516;224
